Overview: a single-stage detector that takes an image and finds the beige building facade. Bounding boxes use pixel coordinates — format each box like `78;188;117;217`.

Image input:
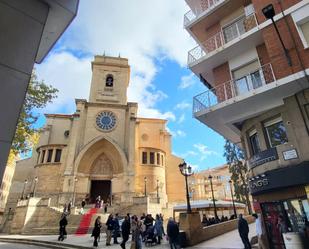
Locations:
1;56;186;233
190;165;232;201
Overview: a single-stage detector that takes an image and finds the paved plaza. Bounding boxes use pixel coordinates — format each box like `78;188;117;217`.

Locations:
0;223;256;249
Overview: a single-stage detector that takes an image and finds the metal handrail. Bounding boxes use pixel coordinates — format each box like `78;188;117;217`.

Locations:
184;0;224;26
188;12;258;66
193;63;276;113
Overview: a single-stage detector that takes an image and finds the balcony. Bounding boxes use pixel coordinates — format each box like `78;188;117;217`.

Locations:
184;0;224;27
188;12;258;66
193;63;275;113
193;64;309;144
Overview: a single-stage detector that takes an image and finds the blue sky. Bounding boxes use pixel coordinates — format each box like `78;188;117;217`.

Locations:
34;0;226;170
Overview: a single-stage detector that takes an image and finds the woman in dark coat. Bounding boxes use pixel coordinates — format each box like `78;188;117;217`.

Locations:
58;214;68;241
92;216;102;247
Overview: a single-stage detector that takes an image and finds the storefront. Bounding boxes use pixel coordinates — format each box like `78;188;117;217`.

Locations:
249;162;309;249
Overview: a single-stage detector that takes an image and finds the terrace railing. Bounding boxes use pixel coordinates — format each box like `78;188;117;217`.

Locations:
188;13;258;66
193;63;276;113
184;0;223;26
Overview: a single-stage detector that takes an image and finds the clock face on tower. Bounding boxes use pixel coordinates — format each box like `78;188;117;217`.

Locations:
95;111;117;132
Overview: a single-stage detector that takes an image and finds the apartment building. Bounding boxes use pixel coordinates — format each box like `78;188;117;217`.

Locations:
190;164;231;201
185;0;309;247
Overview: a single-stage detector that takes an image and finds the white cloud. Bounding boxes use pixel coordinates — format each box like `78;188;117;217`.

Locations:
35;0;194;119
175;101;191;110
179;73;196;89
167;128;186;138
176;130;186;137
178;114;185;124
193;143;219;161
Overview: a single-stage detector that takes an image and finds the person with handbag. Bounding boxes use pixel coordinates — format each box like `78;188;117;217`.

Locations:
91;216;102;247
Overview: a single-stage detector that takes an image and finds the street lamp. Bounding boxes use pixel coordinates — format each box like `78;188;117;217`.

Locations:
228;179;237;218
21;179;28;200
178;160;194;213
208;175;217;218
262;4;292;66
144;177;147;196
72;177;78;207
32;177;38;197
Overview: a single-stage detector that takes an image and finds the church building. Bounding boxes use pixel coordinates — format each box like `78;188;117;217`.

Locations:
2;56;186;233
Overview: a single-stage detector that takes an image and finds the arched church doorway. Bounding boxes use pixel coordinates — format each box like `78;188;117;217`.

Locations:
89;152;113;203
75;136;127;205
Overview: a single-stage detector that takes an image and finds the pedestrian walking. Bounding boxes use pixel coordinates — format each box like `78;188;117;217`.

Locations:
58;214;68;241
113;213;120;244
238;214;251;249
130;215;138;249
67;201;72;215
91;216;102;247
134;220;143;249
121;215;131;249
252;213;267;249
95;195;101;208
167;217;179;249
154;214;163;244
80;199;86;214
106;214;114;246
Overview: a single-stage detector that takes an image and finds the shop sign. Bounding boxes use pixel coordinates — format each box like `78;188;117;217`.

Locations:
249;178;269;189
283;149;298;160
248;147;278;169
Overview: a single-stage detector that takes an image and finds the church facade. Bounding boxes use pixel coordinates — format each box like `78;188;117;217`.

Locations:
4;56;186;224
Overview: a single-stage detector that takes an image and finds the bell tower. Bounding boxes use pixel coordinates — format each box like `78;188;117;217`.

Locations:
89;55;130;105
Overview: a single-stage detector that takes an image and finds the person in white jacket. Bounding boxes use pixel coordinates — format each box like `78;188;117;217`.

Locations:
252;213;267;249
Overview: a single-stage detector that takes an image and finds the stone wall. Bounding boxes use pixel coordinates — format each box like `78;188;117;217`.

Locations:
179;212;254;246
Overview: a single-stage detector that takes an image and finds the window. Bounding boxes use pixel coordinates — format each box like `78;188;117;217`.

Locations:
161;155;164;166
233;60;262;95
292;5;309;49
41;150;45;163
47;149;53;163
299;20;309;47
106;74;114;87
150;152;155;164
157;153;160;165
249;130;261;156
55;149;62;163
264;117;288;148
142;152;147;164
223;16;246;43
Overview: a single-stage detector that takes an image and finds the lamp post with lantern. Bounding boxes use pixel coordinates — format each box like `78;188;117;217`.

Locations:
208;175;218;218
228;179;237;218
178;160;194;213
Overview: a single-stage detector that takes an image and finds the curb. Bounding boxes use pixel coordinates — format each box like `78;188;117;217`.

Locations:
0;238;92;249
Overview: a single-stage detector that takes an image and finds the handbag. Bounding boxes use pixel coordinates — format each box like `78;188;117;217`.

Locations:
130;241;136;249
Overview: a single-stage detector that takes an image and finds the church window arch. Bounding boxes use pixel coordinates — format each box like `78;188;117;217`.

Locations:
105;74;114;87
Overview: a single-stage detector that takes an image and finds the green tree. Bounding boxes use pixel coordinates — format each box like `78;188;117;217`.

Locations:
11;70;58;155
224;139;252;214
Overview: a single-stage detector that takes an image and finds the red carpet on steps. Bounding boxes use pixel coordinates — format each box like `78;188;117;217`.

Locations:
75;208;98;236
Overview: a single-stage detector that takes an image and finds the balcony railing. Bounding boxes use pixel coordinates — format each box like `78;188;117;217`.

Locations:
188;13;258;65
184;0;223;26
193;63;276;113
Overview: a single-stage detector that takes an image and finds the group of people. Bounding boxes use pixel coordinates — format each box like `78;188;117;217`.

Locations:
201;214;236;227
91;213;180;249
94;195;109;213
